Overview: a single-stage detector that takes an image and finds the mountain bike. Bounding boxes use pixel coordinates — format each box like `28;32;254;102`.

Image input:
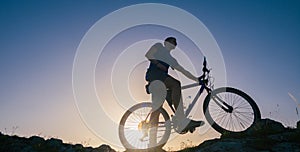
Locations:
118;57;261;150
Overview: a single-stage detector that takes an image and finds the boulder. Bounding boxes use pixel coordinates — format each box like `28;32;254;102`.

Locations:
271;142;300;152
246;118;285;136
180;119;300;152
95;144;116;152
29;136;45;145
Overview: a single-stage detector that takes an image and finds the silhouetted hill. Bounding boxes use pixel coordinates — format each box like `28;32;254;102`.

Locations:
179;119;300;152
0;132;116;152
1;119;299;152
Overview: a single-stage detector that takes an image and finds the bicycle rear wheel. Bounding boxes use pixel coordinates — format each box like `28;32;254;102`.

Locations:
203;87;261;134
119;102;171;150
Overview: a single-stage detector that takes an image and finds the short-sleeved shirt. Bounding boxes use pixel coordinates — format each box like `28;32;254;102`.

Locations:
145;43;179;82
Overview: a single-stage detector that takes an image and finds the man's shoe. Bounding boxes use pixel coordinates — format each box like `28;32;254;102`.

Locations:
176;118;204;134
187;120;205;128
182;120;204;133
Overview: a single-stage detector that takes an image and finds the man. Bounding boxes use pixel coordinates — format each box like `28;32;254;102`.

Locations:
145;37;204;135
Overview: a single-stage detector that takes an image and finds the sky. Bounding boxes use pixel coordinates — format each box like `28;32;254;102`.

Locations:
1;0;300;151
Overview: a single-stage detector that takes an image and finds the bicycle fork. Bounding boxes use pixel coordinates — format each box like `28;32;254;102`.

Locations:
212;95;233;113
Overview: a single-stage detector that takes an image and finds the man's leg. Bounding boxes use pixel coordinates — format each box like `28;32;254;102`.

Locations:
164;76;204;132
148;80;167;147
149;110;159;147
164;76;185;119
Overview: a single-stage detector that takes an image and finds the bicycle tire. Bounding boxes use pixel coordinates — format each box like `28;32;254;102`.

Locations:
203;87;261;134
119;102;171;150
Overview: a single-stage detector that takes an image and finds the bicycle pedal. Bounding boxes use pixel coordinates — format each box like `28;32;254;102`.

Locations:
178;129;188;134
189;128;196;133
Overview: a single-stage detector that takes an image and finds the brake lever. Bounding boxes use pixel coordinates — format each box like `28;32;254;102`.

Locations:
202;57;210;73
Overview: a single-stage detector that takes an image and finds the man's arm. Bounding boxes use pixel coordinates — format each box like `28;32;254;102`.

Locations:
173;64;198;82
166;55;198;82
145;43;162;60
145;46;157;60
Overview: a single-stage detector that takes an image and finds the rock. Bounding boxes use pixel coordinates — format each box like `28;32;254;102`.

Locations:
29;136;45;145
180;119;300;152
87;147;98;152
246;118;285;136
197;139;245;152
0;133;117;152
22;146;35;152
297;121;300;129
73;143;84;151
271;142;300;152
46;138;64;150
95;144;116;152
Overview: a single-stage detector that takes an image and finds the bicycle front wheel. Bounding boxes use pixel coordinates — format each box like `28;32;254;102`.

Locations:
203;87;261;134
119;102;171;150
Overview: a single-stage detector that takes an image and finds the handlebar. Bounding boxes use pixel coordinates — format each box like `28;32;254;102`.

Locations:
202;57;210;73
197;57;212;92
199;57;210;81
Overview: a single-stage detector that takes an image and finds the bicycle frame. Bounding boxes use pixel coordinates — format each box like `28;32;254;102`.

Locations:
180;81;233;117
146;57;231;123
181;81;210;117
167;57;213;118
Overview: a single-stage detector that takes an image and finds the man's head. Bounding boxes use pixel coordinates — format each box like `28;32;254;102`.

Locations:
164;37;177;51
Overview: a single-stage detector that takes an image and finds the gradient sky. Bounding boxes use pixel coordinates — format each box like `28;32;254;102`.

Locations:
1;0;300;151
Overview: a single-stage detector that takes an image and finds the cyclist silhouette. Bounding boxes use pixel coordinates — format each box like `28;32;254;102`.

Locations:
119;38;260;150
145;37;204;145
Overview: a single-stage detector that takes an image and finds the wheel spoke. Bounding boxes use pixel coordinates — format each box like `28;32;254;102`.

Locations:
233;112;250;129
119;103;171;149
205;88;259;133
234;111;254;122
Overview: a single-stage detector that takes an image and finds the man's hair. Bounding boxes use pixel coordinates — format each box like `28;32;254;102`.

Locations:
164;37;177;46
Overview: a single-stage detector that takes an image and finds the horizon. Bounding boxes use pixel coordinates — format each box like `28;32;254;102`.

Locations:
1;1;300;151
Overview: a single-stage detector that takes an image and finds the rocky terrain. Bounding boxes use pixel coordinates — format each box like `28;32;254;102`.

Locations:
179;119;300;152
1;119;299;152
0;133;116;152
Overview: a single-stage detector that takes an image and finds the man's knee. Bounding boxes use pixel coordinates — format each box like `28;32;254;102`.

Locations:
166;77;181;88
173;79;181;89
